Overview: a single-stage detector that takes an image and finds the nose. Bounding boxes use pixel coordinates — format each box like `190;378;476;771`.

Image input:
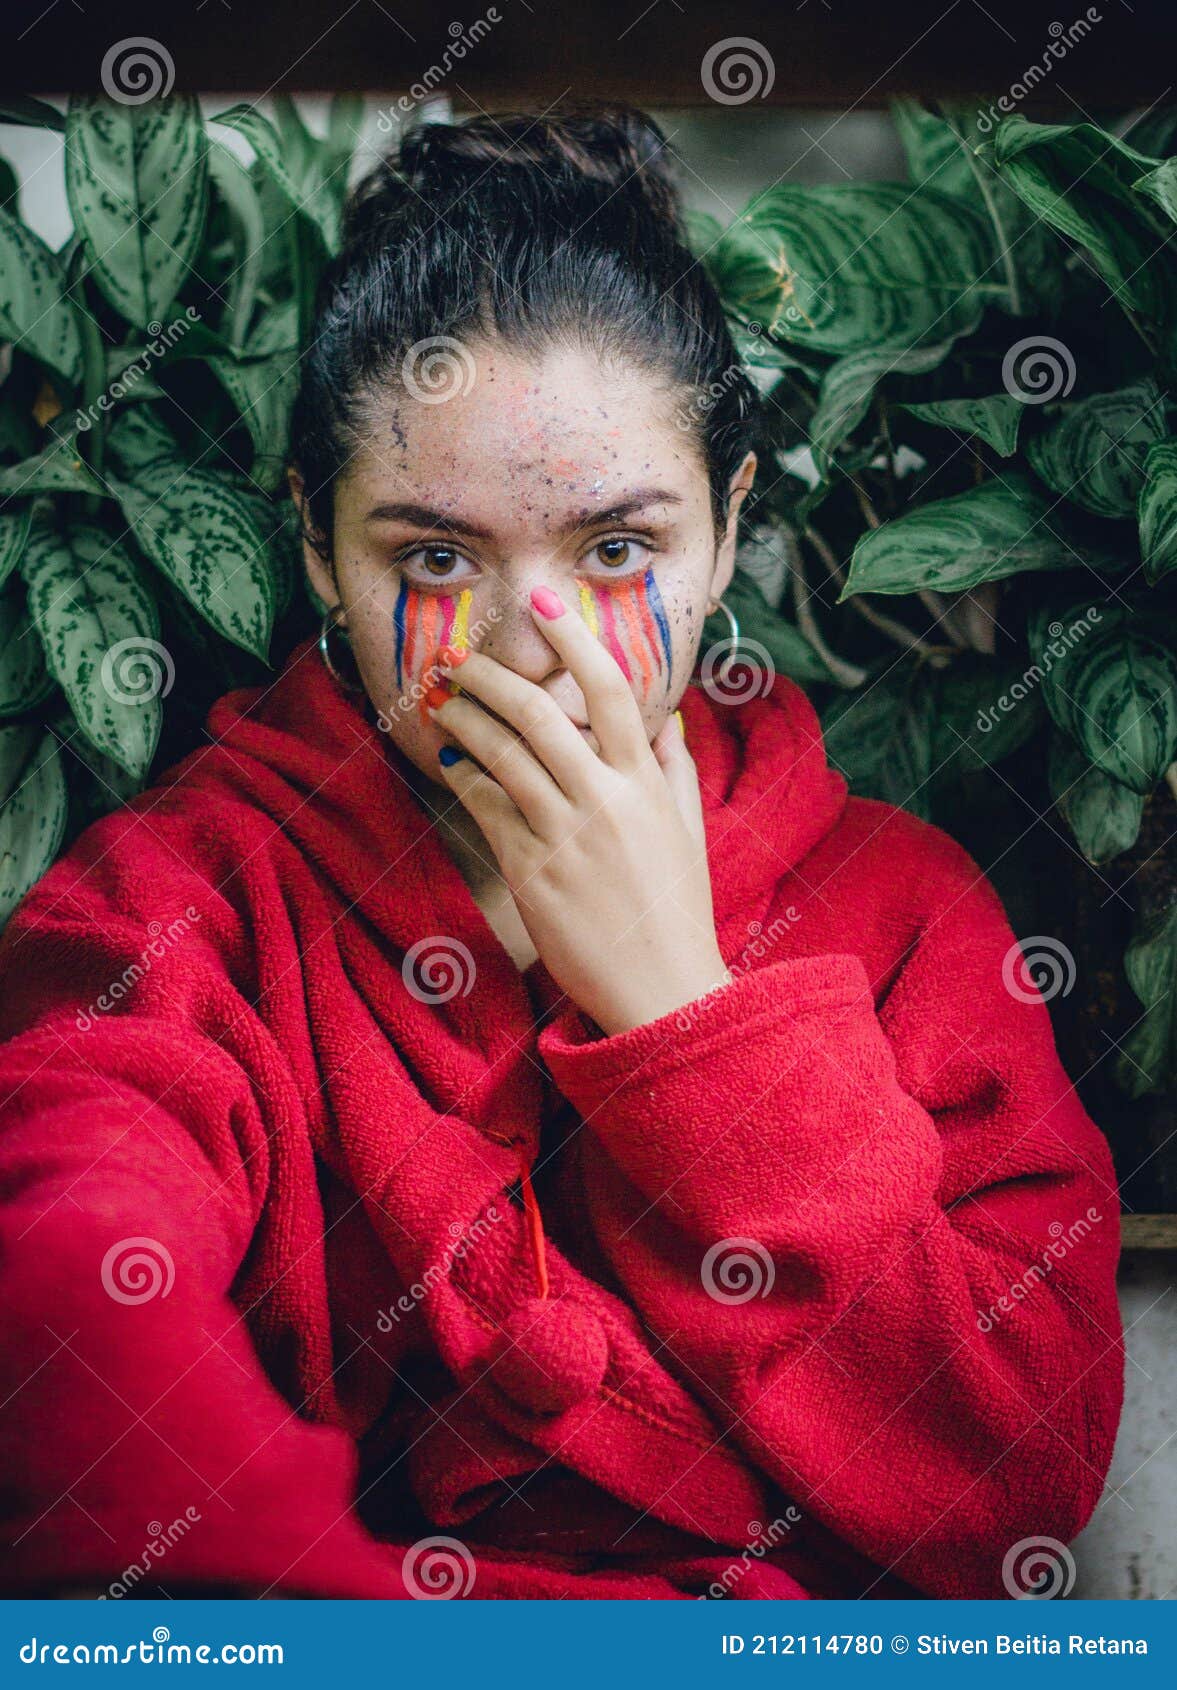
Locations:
474;574;572;690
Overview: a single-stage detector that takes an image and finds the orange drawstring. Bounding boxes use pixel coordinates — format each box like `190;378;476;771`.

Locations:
518;1156;550;1300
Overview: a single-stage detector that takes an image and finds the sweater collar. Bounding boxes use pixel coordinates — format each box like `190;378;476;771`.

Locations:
197;633;847;973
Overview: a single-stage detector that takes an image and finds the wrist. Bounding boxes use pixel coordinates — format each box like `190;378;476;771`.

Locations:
592;949;731;1037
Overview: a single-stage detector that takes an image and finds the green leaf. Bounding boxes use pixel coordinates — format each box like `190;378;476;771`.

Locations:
212;103;339;250
0;433;108;499
0;501;33;589
107;405;179;473
898;394;1024;457
1030;598;1177;794
206;343;301;492
1134;158;1177;223
1024;378;1166;518
991;116;1174;325
113;457;275;659
65;95;209;329
1139;440;1177;584
206;139;267;352
809;337;959;474
840;475;1081;598
705;182;991;355
20;515;163;778
1116;902;1177;1097
0;95;65;131
0;724;67;927
0;204;83;383
891;99;979;198
0;580;53;716
1048;727;1144;864
821;662;936;818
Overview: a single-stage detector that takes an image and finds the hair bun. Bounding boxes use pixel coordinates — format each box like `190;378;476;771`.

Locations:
386;105;683;238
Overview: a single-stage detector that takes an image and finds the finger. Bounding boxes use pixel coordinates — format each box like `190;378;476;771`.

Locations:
428;691;562;836
651;713;705;843
434;745;530;858
433;642;597;800
528;584;651;772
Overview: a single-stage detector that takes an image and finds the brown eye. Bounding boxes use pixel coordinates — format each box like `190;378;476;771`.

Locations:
422;547;456;575
596;538;630;567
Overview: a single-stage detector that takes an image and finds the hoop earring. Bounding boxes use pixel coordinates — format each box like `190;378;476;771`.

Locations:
318;605;365;694
695;596;740;671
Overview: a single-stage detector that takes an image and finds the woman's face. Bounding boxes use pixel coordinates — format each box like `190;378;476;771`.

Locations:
294;338;755;786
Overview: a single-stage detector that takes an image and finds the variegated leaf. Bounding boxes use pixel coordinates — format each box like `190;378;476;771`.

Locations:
1139;440;1177;584
65;95;208;329
1025;378;1165;518
0;205;83;383
0;501;33;589
839;475;1081;598
1048;727;1144;864
0;580;53;717
113;457;274;659
20;516;163;778
1030;599;1177;794
0;724;67;927
899;394;1024;457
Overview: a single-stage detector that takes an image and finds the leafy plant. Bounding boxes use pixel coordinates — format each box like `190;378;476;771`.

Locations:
1;93;1176;1112
0;92;355;924
692;98;1177;1101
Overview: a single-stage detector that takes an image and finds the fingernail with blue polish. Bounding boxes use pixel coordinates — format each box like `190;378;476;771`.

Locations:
438;744;465;767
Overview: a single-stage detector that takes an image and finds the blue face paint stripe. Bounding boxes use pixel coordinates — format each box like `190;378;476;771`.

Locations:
393;576;410;689
644;566;673;673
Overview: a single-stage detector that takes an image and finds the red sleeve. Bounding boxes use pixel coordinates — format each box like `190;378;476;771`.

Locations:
0;799;410;1599
536;852;1124;1601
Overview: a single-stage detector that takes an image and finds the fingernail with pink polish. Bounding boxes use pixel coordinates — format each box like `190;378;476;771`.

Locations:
531;585;565;620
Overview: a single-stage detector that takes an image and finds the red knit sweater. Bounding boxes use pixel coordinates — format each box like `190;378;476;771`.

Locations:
0;634;1123;1601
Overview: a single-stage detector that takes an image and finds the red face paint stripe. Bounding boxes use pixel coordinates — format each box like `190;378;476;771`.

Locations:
617;580;653;699
594;586;633;682
440;593;456;649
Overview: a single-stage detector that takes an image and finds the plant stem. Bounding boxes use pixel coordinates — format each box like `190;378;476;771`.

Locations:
804;525;954;667
787;537;869;688
939;106;1023;317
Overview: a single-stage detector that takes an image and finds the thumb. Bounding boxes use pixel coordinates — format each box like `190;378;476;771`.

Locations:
651;710;705;842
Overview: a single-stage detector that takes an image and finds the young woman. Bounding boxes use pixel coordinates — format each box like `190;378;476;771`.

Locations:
0;108;1122;1602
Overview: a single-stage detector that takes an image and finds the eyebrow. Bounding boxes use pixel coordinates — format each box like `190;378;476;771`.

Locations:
363;487;683;538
